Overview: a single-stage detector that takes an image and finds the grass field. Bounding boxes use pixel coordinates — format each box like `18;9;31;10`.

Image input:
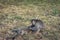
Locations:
0;0;60;40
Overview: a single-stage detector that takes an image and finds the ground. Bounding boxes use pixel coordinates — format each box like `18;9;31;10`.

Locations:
0;0;60;40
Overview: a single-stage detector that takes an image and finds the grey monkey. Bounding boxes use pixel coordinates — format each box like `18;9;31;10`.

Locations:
28;19;44;33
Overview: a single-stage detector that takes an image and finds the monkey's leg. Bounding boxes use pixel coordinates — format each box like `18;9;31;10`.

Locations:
36;29;40;35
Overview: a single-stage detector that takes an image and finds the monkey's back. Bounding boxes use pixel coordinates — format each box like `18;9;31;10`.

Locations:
35;21;44;30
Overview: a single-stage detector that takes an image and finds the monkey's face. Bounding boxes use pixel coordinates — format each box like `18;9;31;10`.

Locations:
31;19;38;25
31;20;36;25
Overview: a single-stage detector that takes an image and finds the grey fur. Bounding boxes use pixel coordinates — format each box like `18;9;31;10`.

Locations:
28;19;44;33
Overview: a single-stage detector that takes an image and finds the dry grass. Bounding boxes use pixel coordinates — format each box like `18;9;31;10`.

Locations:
0;0;60;40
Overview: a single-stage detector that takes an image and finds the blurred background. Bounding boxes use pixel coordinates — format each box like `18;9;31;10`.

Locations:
0;0;60;40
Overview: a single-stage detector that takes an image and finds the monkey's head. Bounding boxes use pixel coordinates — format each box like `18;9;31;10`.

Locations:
31;19;40;25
